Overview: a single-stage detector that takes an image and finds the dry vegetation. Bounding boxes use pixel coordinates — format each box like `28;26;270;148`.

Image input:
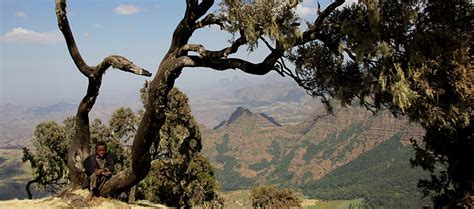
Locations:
0;189;168;209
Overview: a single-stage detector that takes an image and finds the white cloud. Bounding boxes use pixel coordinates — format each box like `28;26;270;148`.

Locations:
94;23;103;28
296;4;316;17
114;5;141;15
0;27;63;44
15;11;27;18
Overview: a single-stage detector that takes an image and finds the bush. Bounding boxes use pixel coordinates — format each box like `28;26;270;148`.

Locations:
250;184;302;209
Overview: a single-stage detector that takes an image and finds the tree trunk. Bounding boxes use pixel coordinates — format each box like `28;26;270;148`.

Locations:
67;117;91;187
56;0;151;187
25;178;39;199
67;79;101;187
100;54;183;195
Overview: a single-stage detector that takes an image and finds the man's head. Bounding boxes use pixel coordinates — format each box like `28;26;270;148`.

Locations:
95;141;107;158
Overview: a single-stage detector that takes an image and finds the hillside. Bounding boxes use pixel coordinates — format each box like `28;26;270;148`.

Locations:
0;81;317;202
303;133;432;208
201;105;427;206
0;80;430;207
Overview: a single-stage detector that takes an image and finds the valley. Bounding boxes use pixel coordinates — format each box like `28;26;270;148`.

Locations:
0;80;431;207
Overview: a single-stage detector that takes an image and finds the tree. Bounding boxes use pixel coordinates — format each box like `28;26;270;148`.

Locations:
24;87;222;207
288;1;472;207
54;0;472;207
55;0;342;196
140;155;223;207
139;88;223;208
22;120;70;199
22;115;130;199
250;184;302;208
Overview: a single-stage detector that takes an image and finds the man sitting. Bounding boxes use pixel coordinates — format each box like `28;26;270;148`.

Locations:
83;141;114;197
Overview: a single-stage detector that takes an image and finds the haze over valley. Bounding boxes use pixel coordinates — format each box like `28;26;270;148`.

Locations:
0;78;431;207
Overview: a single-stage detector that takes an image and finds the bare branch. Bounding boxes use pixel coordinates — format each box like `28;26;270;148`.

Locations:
194;13;224;30
178;44;207;56
197;0;214;19
55;0;92;76
179;33;283;76
276;58;298;79
56;0;150;186
172;0;215;50
56;0;150;79
185;0;199;21
181;55;274;75
95;55;152;77
356;95;378;116
187;0;198;10
178;37;246;58
260;37;276;52
25;177;41;199
299;0;345;44
185;0;213;22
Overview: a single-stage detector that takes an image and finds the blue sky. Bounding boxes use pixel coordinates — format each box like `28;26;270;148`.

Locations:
1;0;348;106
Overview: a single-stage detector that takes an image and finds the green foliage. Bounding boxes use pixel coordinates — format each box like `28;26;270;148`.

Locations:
411;119;473;207
22;121;69;192
289;1;473;206
24;87;220;207
303;133;432;208
220;0;301;50
23;84;221;206
216;134;230;154
139;88;222;208
214;167;255;191
109;107;137;143
303;142;319;163
249;160;270;171
250;184;302;209
215;141;255;190
213;131;256;190
141;155;223;208
270;149;295;186
23;113;133;194
303;123;364;162
290;1;472;127
267;140;280;159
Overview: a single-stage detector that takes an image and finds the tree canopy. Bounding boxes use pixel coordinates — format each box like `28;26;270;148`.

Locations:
288;1;473;207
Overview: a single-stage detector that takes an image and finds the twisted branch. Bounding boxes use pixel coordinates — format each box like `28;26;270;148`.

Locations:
55;0;151;186
194;13;224;30
178;37;246;58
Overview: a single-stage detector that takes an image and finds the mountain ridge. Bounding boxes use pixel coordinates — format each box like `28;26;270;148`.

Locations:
202;105;424;190
212;106;282;130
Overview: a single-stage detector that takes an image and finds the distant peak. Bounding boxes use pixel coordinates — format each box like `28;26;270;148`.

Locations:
259;113;282;127
227;107;253;125
212;107;253;129
212;107;283;130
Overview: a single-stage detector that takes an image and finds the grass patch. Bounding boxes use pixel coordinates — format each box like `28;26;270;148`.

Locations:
303;198;364;209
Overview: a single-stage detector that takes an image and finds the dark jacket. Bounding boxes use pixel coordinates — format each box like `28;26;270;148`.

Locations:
82;153;114;189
